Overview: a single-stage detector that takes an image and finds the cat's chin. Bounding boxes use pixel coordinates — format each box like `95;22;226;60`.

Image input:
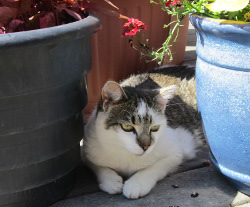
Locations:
126;147;144;156
127;146;154;156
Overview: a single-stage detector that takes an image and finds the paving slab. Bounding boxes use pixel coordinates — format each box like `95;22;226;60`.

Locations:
58;144;210;199
50;165;245;207
50;145;249;207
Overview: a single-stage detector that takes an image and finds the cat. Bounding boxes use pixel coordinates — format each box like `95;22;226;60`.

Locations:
82;65;204;199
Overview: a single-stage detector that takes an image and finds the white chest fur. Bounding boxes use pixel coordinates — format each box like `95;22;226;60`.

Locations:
84;113;196;176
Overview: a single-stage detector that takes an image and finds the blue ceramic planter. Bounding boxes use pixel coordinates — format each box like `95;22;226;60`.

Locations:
190;15;250;195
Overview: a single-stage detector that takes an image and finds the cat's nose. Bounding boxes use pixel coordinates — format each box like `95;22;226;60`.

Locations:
138;141;150;151
138;134;151;151
142;145;150;151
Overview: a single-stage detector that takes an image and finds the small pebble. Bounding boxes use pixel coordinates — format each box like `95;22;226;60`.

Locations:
191;191;199;198
203;161;212;166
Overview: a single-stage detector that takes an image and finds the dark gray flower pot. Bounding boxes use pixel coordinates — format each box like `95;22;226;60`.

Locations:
0;15;101;207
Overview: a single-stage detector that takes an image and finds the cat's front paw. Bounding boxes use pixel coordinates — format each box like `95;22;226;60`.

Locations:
123;176;155;199
98;168;124;194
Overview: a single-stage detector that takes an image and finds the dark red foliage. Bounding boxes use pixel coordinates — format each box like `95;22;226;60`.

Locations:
0;0;120;34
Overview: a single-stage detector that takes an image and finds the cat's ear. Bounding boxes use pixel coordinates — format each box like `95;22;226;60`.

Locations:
101;81;127;111
155;85;177;109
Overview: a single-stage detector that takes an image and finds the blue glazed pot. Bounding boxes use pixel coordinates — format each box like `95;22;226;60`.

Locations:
190;15;250;195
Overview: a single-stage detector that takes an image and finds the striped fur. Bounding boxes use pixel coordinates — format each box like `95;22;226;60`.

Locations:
82;65;204;199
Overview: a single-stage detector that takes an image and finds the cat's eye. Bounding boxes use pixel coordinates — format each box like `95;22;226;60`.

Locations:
121;124;134;132
150;125;160;132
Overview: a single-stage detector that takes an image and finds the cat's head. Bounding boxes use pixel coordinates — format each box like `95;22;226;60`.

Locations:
95;81;176;155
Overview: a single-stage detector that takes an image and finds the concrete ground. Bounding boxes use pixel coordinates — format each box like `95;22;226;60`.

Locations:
50;23;250;207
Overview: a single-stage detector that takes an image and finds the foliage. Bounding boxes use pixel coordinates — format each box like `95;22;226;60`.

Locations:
0;0;119;34
122;0;250;65
1;0;249;65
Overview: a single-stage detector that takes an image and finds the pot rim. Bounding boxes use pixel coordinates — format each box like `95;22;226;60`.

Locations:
190;14;250;25
189;14;250;34
0;14;101;49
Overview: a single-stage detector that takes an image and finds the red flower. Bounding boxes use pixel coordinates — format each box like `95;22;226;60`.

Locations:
165;0;172;7
122;18;147;36
171;0;178;6
165;0;178;7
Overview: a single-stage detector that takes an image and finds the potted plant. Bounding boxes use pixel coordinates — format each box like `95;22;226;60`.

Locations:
84;0;190;119
0;1;102;206
131;0;250;195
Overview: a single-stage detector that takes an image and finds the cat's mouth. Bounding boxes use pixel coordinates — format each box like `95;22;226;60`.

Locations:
125;139;155;156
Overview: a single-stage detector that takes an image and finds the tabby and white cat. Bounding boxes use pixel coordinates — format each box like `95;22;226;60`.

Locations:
82;66;204;199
